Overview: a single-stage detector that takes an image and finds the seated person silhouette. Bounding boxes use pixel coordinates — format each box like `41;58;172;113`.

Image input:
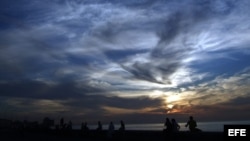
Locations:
185;116;202;132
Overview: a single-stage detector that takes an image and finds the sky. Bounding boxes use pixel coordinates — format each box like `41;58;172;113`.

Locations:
0;0;250;125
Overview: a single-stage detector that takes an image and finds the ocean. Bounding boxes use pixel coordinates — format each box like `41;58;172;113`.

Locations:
73;120;250;132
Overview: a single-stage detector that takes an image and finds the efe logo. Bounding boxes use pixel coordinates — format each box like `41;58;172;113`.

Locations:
224;125;250;141
228;129;246;136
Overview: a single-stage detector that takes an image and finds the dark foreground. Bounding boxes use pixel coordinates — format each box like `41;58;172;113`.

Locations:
0;129;223;141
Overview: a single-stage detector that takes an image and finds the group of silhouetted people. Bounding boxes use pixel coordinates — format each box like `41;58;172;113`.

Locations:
81;122;89;133
164;118;180;133
79;120;125;140
55;118;72;131
164;116;202;134
93;120;125;132
57;116;202;140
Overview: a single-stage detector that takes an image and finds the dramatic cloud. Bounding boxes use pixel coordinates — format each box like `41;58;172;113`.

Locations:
0;0;250;123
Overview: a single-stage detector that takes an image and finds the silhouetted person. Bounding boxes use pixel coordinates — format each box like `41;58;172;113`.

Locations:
67;120;72;130
81;122;89;131
171;118;180;132
60;117;64;129
95;121;103;139
164;118;172;133
81;122;84;130
107;122;115;140
96;121;102;131
118;120;125;139
81;122;89;137
185;116;201;132
42;117;54;130
119;120;125;131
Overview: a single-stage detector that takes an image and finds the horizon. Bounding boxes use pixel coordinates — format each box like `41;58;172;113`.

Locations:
1;0;250;124
2;117;250;132
2;116;250;126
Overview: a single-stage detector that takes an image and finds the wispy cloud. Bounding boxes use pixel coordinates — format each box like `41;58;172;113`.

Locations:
1;0;250;122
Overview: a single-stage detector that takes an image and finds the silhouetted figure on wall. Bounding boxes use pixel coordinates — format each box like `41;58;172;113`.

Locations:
164;118;172;133
67;120;72;130
118;120;125;139
185;116;202;132
107;121;115;140
171;118;180;132
93;121;103;139
42;117;54;130
60;117;64;129
81;122;89;137
81;122;89;131
96;121;102;131
81;122;84;131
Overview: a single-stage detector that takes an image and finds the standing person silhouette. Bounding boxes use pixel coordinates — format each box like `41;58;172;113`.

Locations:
96;121;102;131
164;118;172;133
185;116;201;132
107;122;115;140
96;121;103;139
67;120;72;130
60;117;64;129
119;120;125;131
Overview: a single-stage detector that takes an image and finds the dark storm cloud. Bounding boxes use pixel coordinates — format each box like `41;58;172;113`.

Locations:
0;80;111;100
222;96;250;106
65;95;166;123
0;81;79;99
66;95;163;112
104;49;148;61
0;77;164;105
0;89;165;123
0;31;65;80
